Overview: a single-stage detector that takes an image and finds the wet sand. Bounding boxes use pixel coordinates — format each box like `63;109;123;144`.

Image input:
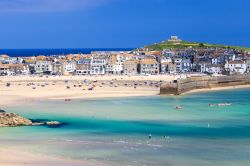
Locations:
0;148;100;166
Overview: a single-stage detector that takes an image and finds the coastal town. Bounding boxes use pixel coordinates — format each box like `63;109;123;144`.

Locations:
1;36;250;77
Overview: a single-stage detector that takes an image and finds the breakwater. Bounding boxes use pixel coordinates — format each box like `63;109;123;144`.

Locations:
160;74;250;95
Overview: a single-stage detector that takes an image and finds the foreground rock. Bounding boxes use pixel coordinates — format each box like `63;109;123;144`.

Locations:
0;111;64;127
0;113;32;127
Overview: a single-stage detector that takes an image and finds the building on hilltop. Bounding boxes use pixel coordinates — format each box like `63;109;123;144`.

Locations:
168;36;182;44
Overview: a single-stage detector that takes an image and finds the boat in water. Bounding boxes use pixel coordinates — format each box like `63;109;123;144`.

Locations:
218;103;232;107
175;106;183;110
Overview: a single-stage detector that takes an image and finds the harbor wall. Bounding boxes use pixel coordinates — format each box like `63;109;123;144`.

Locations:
160;74;250;95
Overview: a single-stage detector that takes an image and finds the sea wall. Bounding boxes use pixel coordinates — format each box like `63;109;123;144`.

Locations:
160;74;250;95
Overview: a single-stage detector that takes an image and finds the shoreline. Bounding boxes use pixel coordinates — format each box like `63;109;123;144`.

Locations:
0;75;167;106
181;84;250;95
2;75;250;106
0;89;160;107
0;148;100;166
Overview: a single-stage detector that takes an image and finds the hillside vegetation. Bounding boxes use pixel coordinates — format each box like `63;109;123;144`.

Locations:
145;40;250;51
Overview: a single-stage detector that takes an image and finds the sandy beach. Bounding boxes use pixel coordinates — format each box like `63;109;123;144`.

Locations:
1;74;250;106
0;75;186;106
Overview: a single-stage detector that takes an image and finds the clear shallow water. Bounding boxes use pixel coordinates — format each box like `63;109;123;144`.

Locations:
1;89;250;166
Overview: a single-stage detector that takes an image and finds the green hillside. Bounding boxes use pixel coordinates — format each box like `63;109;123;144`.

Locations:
145;40;250;51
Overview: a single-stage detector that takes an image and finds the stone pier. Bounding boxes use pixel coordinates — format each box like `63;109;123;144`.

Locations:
160;74;250;95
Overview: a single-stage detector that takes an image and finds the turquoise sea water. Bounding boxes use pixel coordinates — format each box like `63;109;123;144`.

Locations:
1;88;250;166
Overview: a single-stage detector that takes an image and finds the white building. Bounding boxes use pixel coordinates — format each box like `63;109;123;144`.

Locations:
35;61;52;74
181;59;192;72
106;64;123;74
64;61;76;75
105;54;124;74
174;58;182;72
205;65;223;75
90;58;106;75
225;60;247;74
168;36;182;43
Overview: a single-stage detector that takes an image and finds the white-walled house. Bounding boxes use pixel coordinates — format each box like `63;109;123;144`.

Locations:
90;58;106;75
181;59;192;72
174;58;182;72
225;60;247;74
106;54;124;74
64;61;76;75
35;61;52;74
212;54;235;65
205;64;223;74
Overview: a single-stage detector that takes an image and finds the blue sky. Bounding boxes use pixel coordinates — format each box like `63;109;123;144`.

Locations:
0;0;249;48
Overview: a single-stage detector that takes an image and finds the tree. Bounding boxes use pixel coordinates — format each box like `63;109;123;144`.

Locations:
199;43;205;47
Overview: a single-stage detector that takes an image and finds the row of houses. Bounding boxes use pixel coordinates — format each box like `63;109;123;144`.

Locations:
1;45;250;76
0;54;159;76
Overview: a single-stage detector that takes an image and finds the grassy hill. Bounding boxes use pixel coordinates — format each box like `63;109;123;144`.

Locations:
144;40;250;52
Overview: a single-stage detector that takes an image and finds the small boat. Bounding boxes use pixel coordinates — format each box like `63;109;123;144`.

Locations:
6;83;11;87
208;104;216;107
224;103;232;106
88;86;94;91
175;106;182;110
65;99;72;102
218;103;232;107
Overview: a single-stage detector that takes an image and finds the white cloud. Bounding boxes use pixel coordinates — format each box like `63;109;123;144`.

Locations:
0;0;108;12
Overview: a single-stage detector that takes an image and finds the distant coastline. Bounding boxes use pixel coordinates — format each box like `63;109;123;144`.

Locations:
0;48;134;57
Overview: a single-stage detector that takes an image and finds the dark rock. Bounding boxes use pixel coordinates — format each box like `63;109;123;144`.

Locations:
0;109;6;113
